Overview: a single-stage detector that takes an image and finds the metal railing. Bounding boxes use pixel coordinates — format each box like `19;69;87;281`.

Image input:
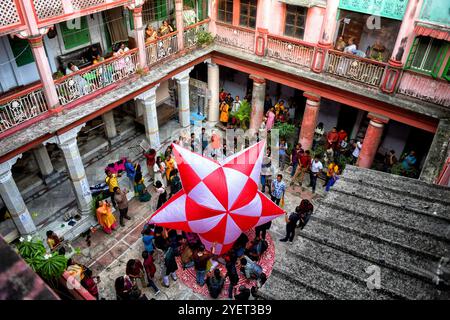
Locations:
184;19;210;49
266;35;315;68
55;49;139;105
0;86;48;134
215;22;255;54
0;0;25;34
324;50;387;87
145;31;179;66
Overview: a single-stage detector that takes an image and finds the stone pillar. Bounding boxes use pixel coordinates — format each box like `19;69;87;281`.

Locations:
172;68;194;128
207;61;220;125
101;111;119;145
49;126;92;215
249;75;266;131
357;115;388;169
132;5;147;70
298;92;321;151
175;0;185;51
419;118;450;184
0;156;37;235
32;144;60;185
28;36;61;112
135;85;161;149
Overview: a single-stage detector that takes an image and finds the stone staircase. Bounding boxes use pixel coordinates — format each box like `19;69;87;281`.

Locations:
259;165;450;300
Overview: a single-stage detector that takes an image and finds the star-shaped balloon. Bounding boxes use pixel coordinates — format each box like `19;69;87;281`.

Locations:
149;140;284;255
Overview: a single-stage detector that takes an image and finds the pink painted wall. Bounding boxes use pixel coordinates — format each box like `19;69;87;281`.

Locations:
268;1;285;36
304;6;325;44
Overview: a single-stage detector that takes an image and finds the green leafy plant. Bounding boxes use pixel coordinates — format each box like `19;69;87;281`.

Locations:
16;236;46;259
335;154;353;172
230;100;252;130
274;122;296;140
196;30;214;46
36;254;68;281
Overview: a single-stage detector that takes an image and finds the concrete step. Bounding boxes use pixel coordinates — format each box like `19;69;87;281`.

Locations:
314;203;449;260
332;179;450;222
322;192;450;242
287;235;448;300
272;242;394;300
300;218;441;284
344;165;450;205
259;268;334;300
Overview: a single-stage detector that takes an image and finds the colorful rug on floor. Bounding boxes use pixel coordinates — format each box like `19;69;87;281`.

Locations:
175;229;275;299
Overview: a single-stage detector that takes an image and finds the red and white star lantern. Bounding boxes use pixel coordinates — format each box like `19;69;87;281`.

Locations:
149;140;284;255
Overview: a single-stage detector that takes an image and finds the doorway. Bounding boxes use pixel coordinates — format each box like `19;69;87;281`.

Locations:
336;104;359;136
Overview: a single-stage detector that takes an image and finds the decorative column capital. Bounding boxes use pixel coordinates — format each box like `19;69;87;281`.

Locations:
368;113;389;125
303;92;321;103
46;124;85;148
172;67;194;83
0;155;22;183
249;75;265;84
135;84;160;102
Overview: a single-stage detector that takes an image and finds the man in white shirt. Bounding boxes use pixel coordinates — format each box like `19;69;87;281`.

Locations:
232;96;241;113
309;155;323;193
352;140;362;164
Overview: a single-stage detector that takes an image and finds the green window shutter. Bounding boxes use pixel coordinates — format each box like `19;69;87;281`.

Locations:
431;43;448;78
405;37;419;69
443;57;450;81
60;16;90;50
8;36;34;67
128;10;134;30
156;0;167;20
197;0;206;20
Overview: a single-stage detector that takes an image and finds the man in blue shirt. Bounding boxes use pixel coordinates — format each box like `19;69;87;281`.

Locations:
124;159;136;194
402;151;417;171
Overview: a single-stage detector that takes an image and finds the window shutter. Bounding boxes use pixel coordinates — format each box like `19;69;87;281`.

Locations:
197;0;204;20
405;37;419;69
8;36;35;67
156;0;167;20
60;16;90;50
443;57;450;81
431;43;448;78
128;10;134;30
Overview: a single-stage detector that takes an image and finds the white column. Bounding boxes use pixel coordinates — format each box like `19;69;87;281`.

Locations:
207;61;220;125
172;67;194;128
32;144;54;177
102;111;118;140
135;85;161;149
48;125;92;215
0;156;37;235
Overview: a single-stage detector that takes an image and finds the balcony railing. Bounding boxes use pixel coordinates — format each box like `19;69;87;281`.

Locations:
0;0;25;35
215;22;255;54
325;50;386;87
55;49;139;105
184;19;210;49
397;71;450;107
145;31;179;66
0;86;48;134
266;35;315;68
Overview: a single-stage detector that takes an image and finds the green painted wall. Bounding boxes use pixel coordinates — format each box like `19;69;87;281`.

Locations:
338;0;408;20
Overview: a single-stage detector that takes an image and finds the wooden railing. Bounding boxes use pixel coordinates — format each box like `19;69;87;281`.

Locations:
55;48;139;105
0;85;48;134
324;50;387;87
0;0;26;35
397;71;450;107
145;31;179;66
215;22;255;53
184;19;210;49
266;34;315;68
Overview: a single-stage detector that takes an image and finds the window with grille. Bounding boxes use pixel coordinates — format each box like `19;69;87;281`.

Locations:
284;5;307;40
239;0;257;29
218;0;233;24
142;0;168;24
59;16;91;50
406;36;447;77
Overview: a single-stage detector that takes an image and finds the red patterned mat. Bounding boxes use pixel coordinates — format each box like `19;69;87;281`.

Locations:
175;229;275;299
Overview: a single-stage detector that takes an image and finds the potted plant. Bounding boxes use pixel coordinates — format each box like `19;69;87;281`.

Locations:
196;30;214;47
274;122;297;145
